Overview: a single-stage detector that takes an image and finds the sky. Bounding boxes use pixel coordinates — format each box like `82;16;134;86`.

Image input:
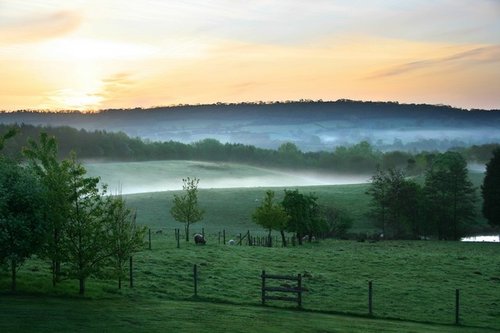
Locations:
0;0;499;111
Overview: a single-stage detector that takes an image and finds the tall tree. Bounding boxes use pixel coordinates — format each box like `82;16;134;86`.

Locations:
366;168;390;236
424;152;476;240
23;133;71;286
64;154;110;295
252;190;289;246
0;158;47;291
482;148;500;229
105;195;146;289
170;177;204;242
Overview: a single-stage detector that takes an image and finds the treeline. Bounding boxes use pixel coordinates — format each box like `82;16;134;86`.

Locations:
1;124;499;174
366;150;500;240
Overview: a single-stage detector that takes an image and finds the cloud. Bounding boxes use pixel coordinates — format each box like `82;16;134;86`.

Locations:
0;10;82;44
93;73;136;108
368;44;500;79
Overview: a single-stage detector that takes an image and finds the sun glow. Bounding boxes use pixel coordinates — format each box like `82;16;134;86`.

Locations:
49;88;103;110
0;1;498;111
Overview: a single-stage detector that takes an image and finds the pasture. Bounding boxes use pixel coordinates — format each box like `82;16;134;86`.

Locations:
1;237;498;331
86;159;489;234
1;161;496;332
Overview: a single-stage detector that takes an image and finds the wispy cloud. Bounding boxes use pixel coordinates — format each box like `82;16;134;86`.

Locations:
368;44;500;79
0;10;82;44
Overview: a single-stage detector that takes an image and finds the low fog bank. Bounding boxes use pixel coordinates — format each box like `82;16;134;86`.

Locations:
104;173;370;195
84;161;369;195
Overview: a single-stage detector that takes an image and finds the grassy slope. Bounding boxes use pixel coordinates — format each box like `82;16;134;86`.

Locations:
88;160;488;235
125;183;373;235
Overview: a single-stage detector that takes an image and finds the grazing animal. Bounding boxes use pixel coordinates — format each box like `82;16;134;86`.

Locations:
301;235;316;242
228;239;235;245
155;230;163;235
194;234;206;245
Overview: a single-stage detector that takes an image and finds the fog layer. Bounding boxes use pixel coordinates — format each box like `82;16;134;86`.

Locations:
84;160;369;195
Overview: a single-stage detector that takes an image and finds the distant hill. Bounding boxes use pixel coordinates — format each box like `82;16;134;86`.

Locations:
1;100;500;151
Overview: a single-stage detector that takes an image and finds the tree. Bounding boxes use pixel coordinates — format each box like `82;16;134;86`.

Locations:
170;177;204;242
64;154;110;295
366;168;390;236
322;206;353;239
424;152;476;240
252;191;289;246
23;133;72;285
282;189;324;244
481;148;500;228
367;168;423;239
105;195;146;289
0;158;47;291
277;142;302;167
0;128;17;151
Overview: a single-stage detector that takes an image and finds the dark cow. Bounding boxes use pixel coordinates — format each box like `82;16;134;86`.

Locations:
194;234;206;245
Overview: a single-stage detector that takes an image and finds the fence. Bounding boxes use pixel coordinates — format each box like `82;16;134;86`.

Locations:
186;264;464;326
261;270;305;308
149;227;302;248
144;229;469;327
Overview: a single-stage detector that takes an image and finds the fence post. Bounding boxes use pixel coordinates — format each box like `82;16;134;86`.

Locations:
261;270;266;305
298;273;302;308
368;280;373;316
176;229;180;248
455;289;460;325
148;229;152;250
239;233;242;245
194;264;198;297
223;229;226;245
129;256;133;288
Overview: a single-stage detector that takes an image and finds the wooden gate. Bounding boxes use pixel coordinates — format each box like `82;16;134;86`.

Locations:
261;270;306;308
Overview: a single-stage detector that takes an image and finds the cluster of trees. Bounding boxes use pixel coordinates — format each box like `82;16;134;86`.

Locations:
367;150;500;240
0;131;146;294
1;124;499;175
252;190;352;245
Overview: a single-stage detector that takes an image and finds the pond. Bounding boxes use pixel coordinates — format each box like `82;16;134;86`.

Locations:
461;235;499;242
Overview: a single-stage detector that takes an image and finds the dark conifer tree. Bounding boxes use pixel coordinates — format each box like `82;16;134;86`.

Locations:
482;148;500;228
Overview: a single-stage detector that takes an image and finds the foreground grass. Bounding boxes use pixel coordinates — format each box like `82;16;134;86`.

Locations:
2;239;499;331
0;295;496;333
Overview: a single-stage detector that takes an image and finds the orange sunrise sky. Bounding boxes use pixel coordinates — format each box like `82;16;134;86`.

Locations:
1;0;499;111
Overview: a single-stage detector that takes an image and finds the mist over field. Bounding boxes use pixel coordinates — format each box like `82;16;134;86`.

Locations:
84;160;370;195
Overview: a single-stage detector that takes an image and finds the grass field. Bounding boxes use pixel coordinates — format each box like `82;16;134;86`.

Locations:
1;295;496;333
125;183;374;235
1;238;499;331
1;161;496;332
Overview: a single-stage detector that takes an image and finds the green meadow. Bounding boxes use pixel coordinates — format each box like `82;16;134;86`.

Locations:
1;238;499;332
1;160;498;332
